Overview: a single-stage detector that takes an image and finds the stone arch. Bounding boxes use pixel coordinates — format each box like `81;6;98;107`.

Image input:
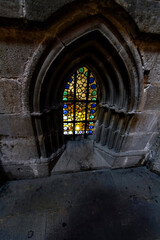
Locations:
29;15;143;172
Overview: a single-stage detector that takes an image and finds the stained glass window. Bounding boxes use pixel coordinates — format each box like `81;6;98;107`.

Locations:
63;66;98;136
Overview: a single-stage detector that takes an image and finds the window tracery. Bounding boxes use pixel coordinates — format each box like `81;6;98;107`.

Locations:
62;66;98;136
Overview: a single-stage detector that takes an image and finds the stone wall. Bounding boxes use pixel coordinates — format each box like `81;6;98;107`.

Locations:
0;0;160;180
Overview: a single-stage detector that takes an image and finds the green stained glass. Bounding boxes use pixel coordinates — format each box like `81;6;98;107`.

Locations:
79;67;84;73
85;71;89;77
63;66;98;135
92;91;97;96
90;115;94;119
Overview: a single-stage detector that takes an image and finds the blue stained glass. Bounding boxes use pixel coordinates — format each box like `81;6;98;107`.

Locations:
89;130;92;134
66;84;69;89
91;109;95;114
64;104;68;108
91;84;96;89
89;126;93;129
63;110;67;114
91;103;96;108
89;78;94;83
69;77;73;83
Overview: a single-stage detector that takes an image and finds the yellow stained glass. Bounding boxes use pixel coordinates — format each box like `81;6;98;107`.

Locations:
75;122;85;135
75;102;86;121
76;67;88;100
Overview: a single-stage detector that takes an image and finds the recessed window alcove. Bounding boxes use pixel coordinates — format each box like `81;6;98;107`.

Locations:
30;18;143;174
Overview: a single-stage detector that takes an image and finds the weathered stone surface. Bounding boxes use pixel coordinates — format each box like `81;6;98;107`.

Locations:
0;0;160;36
130;112;160;133
115;0;160;34
52;140;110;174
0;41;36;78
112;155;144;169
121;133;154;152
0;137;38;162
144;85;160;111
140;46;160;84
0;213;46;240
0;114;34;137
1;167;160;239
24;0;75;22
0;0;22;19
2;163;35;180
1;162;49;180
0;80;21;113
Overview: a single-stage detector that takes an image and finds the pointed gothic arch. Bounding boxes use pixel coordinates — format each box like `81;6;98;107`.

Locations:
29;16;143;173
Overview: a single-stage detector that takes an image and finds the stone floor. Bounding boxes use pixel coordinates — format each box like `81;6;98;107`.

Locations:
0;166;160;240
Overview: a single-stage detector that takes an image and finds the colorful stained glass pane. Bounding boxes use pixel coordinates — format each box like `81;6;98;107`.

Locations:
88;73;97;101
75;122;85;134
86;121;95;133
63;102;74;121
75;102;86;121
76;67;88;100
63;66;98;135
63;122;74;135
63;75;75;101
87;102;97;121
63;97;68;101
79;67;84;73
91;84;96;89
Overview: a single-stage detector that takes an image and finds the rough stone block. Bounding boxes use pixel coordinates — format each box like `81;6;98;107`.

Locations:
112;155;145;169
130;112;160;133
144;85;160;110
121;133;153;152
0;137;38;162
2;163;35;180
0;0;21;19
152;159;160;175
0;79;21;113
115;0;160;34
0;41;36;78
25;0;75;22
30;163;49;178
140;47;160;84
0;114;34;137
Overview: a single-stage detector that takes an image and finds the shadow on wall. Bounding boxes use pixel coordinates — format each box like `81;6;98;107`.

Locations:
46;185;157;240
0;159;8;187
